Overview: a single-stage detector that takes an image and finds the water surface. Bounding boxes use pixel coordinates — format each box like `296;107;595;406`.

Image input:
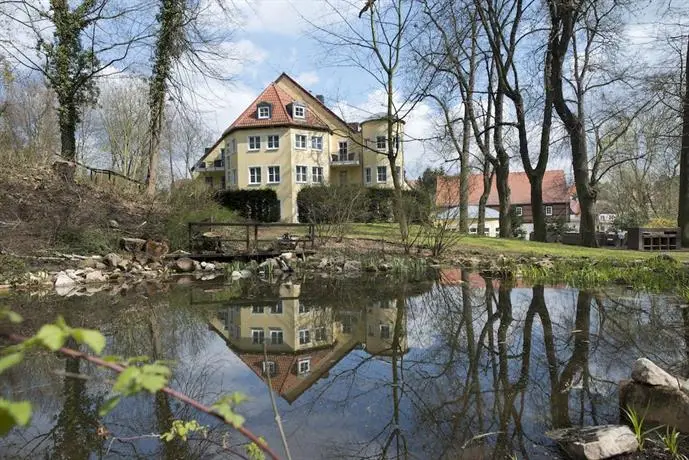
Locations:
0;271;685;459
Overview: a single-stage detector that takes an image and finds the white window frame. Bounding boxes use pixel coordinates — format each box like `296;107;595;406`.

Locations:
231;169;237;185
262;360;276;376
315;327;326;342
251;305;263;314
267;134;280;150
293;104;305;119
545;205;553;216
295;134;307;149
376;136;386;150
311;166;323;184
377;166;387;183
469;227;477;234
248;136;261;151
298;329;310;345
296;165;308;183
270;329;283;345
515;206;523;217
248;166;261;185
270;302;283;314
267;165;280;184
251;328;264;344
297;358;310;374
258;105;271;119
311;136;323;150
338;141;348;159
380;324;391;339
365;167;372;184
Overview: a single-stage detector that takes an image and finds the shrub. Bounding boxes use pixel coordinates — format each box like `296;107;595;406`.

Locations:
165;181;236;250
297;185;370;241
215;189;280;222
297;185;431;225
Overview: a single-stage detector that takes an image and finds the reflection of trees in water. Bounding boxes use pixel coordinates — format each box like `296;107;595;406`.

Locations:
2;287;237;459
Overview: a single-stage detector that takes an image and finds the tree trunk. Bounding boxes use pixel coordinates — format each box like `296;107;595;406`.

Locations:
146;92;164;195
58;102;78;162
495;162;511;238
678;36;689;247
530;179;545;241
459;114;470;234
478;162;493;235
571;127;598;247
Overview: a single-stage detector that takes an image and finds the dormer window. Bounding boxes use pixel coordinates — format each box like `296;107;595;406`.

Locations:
293;103;305;119
257;102;271;119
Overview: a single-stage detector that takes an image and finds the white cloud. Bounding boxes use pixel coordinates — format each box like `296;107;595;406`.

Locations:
294;71;320;87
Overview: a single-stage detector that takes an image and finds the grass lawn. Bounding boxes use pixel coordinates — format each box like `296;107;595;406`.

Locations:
347;223;689;262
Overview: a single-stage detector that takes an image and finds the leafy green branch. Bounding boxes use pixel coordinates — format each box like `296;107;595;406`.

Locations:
0;312;281;459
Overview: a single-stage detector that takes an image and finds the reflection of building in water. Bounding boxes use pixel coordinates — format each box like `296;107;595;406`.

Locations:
209;283;406;403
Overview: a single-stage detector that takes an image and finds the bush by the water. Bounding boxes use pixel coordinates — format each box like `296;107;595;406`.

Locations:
297;185;431;224
215;189;280;222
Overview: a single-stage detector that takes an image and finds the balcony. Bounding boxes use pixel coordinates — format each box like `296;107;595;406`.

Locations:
331;152;360;166
197;159;224;172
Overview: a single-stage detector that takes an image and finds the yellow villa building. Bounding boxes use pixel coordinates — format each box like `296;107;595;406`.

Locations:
192;73;405;223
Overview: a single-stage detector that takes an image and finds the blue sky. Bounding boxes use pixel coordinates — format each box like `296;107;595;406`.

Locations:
195;0;438;178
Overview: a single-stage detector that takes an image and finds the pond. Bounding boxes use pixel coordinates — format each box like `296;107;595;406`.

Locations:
0;270;686;459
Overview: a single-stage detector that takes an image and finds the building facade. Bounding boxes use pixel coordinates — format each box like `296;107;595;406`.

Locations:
192;73;405;223
435;170;574;238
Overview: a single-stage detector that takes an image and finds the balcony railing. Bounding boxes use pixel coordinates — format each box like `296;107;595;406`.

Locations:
331;152;360;165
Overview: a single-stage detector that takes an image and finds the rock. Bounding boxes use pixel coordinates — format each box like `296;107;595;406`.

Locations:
378;263;392;272
318;258;329;269
104;253;122;268
203;263;216;271
547;425;638;460
116;258;130;271
281;252;295;261
239;269;252;279
79;258;99;269
145;240;169;260
120;237;146;252
109;219;120;229
147;261;162;270
632;358;682;389
54;272;75;288
230;270;242;280
343;260;362;272
620;379;689;434
364;263;378;272
277;258;292;273
175;257;195;273
84;270;107;283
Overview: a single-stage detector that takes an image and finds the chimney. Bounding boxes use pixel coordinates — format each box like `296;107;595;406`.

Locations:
315;94;325;105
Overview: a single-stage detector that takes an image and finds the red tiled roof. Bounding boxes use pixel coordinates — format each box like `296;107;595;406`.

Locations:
235;347;333;399
222;82;329;136
435;170;570;207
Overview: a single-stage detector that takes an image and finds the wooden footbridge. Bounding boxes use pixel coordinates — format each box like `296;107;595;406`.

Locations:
181;221;316;262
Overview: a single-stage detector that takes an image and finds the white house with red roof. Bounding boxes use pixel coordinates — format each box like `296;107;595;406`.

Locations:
193;73;405;222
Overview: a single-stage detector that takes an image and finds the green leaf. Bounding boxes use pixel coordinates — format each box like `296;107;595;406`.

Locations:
139;364;170;393
113;366;140;394
0;399;32;435
0;352;23;374
98;396;120;417
35;324;68;351
71;329;105;355
0;310;22;323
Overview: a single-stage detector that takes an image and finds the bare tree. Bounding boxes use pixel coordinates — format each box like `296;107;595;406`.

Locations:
312;0;429;244
546;0;646;246
0;0;144;165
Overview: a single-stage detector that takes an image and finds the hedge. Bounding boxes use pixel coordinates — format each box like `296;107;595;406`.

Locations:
215;189;280;222
297;185;431;224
